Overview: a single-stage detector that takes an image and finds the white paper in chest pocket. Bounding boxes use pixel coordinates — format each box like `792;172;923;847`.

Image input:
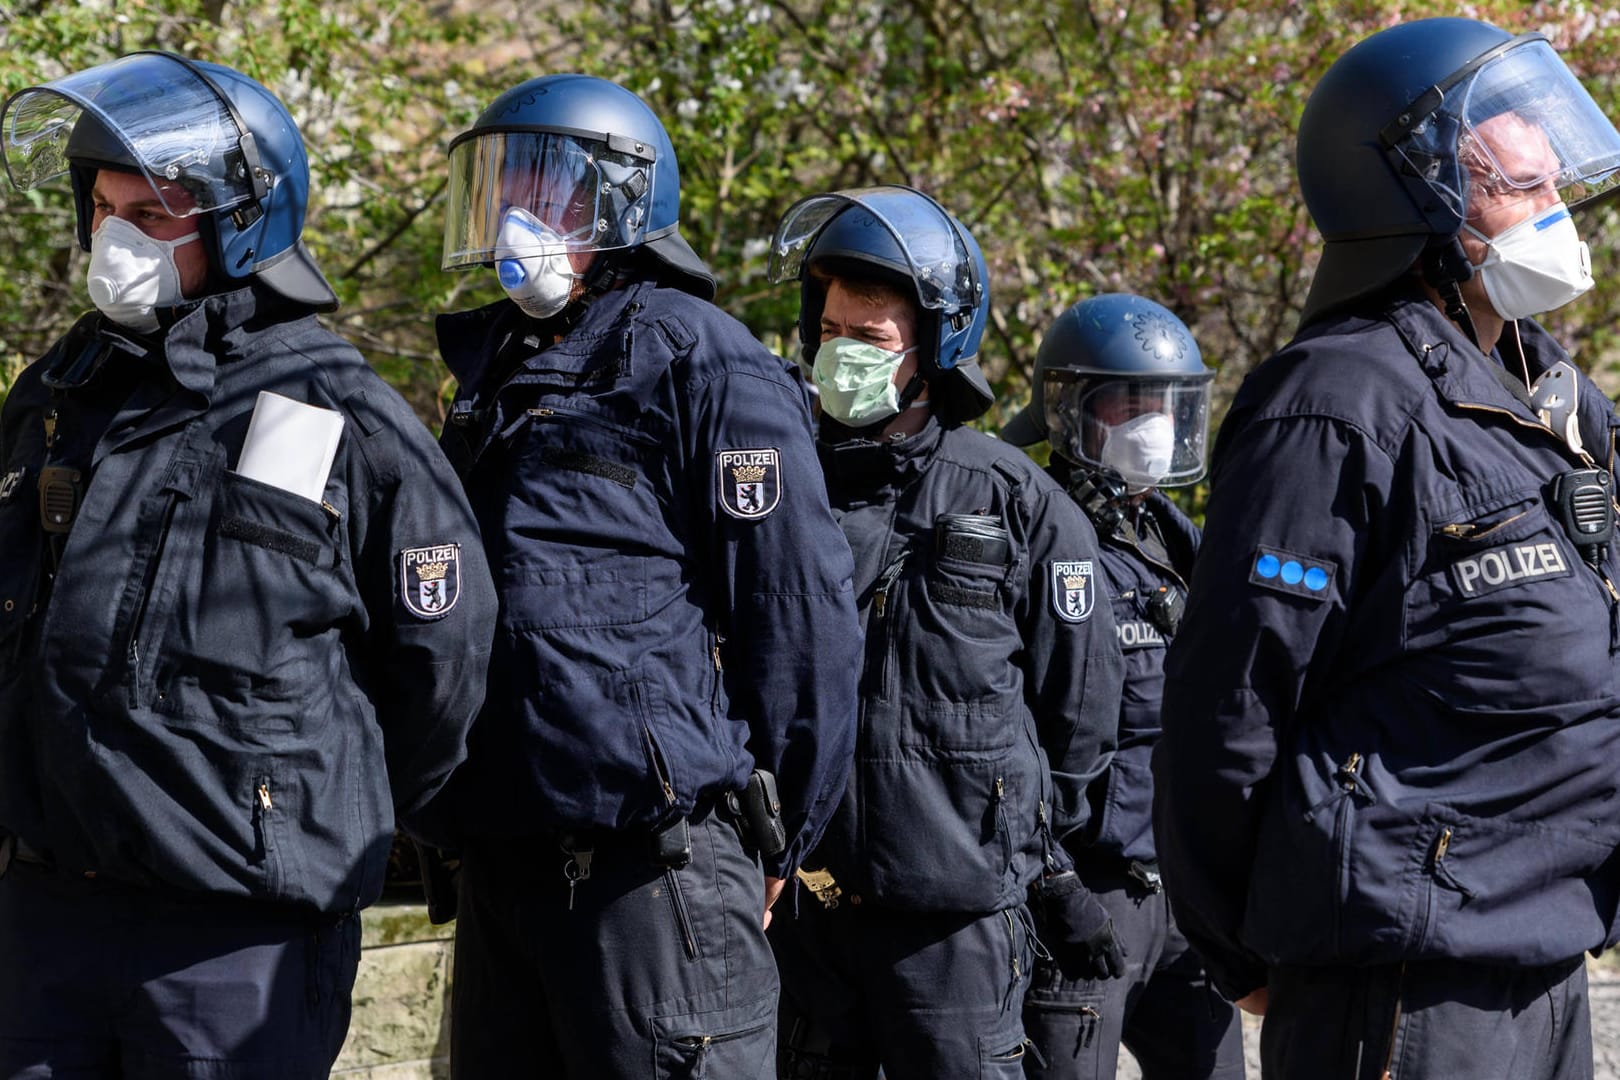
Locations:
236;391;345;503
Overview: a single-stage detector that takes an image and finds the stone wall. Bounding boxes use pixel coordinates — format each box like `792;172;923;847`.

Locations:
330;904;454;1079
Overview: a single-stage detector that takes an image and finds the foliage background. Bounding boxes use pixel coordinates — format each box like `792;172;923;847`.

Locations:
4;0;1620;510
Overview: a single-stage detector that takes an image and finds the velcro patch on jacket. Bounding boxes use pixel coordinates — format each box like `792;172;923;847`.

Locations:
0;468;24;504
1450;540;1570;598
1117;619;1166;650
399;543;461;619
1051;560;1095;623
1249;545;1333;602
716;448;781;520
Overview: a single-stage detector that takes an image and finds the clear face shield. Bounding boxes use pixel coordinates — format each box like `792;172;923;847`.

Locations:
766;185;981;331
1386;36;1620;229
1044;374;1212;491
441;129;659;270
1;52;262;217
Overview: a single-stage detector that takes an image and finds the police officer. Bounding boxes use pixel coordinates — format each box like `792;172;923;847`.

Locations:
1002;294;1242;1079
763;186;1126;1078
1154;18;1620;1078
0;54;494;1078
430;75;861;1077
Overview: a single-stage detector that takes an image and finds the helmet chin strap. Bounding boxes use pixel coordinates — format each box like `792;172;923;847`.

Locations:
1423;237;1482;351
1066;469;1131;536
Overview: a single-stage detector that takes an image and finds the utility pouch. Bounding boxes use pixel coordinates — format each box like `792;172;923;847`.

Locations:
412;839;460;926
652;816;692;869
934;513;1011;566
739;768;788;858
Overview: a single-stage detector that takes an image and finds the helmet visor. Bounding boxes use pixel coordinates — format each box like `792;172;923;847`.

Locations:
442;130;657;269
2;53;256;217
1392;37;1620;221
767;185;980;316
1044;373;1213;488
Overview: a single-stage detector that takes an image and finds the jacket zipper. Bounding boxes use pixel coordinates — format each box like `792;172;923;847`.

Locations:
1329;751;1363;954
872;552;908;700
125;490;182;706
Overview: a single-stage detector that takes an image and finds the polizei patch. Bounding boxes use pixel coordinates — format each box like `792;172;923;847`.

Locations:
1450;539;1571;598
717;448;781;520
1051;560;1095;623
399;543;461;619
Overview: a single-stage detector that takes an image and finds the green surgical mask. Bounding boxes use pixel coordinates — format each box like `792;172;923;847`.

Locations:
812;337;918;426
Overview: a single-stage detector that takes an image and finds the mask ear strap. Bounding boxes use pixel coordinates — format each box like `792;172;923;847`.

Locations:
895;369;927;412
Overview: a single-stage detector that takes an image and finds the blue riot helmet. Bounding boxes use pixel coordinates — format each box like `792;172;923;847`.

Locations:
768;185;994;422
1297;17;1620;326
442;73;715;302
1;51;337;309
1003;294;1211;492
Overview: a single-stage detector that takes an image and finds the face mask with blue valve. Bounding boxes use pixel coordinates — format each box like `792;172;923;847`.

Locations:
1465;202;1592;321
493;207;579;319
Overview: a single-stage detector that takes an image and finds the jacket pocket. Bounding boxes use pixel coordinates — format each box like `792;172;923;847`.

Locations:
150;470;343;733
650;994;776;1079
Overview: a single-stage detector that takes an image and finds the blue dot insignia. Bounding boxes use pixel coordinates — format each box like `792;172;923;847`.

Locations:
1248;545;1333;602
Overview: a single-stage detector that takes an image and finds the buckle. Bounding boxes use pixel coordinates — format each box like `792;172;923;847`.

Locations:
1127;861;1163;893
794;866;843;910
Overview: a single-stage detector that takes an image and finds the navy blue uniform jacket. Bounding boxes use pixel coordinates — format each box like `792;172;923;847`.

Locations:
1081;490;1198;865
0;287;496;913
1155;289;1620;998
434;280;861;879
813;419;1123;913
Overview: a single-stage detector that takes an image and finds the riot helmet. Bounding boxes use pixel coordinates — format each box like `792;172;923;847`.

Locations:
442;73;715;305
1003;294;1211;492
2;51;337;309
768;185;993;423
1296;17;1620;325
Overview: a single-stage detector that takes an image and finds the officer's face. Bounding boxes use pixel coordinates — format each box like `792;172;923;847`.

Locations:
90;169;210;298
1459;111;1562;254
820;277;921;389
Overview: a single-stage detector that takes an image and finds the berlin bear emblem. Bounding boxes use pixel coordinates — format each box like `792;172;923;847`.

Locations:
399;543;462;619
717;448;781;520
1051;560;1095;623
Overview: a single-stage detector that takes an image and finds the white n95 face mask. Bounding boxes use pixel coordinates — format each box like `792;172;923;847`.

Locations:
494;207;580;320
86;215;199;333
1099;411;1175;491
1467;203;1593;321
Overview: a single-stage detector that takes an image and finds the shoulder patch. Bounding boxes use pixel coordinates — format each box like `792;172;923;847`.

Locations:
0;468;25;504
1051;560;1095;623
1249;545;1334;602
717;448;781;520
399;543;462;619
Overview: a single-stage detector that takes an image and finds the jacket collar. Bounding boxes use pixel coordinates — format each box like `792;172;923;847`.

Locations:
435;281;653;393
817;414;946;502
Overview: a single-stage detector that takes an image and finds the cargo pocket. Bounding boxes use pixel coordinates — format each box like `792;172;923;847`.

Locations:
650;994;776;1079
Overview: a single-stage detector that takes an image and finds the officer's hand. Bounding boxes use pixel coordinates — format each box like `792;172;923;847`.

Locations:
763;875;786;930
1236;988;1268;1016
1034;870;1127;981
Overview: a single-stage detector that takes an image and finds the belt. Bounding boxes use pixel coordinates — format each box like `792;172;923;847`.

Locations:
536;794;748;870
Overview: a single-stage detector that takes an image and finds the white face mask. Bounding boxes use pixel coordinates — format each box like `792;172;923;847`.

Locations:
1098;411;1175;491
1466;203;1593;321
812;337;920;427
86;215;200;333
494;207;579;320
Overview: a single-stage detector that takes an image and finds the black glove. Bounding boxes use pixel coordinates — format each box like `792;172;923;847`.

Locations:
1033;870;1127;980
